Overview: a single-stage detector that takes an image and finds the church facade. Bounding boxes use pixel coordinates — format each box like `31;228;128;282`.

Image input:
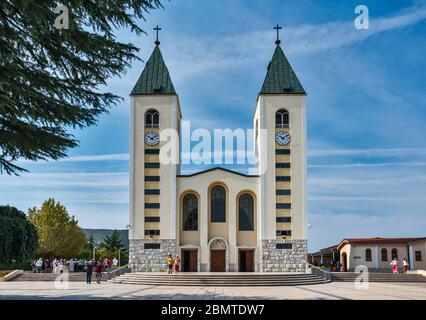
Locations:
128;32;308;272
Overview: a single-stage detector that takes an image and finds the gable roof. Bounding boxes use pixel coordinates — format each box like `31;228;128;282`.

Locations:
260;45;306;95
130;45;176;95
177;167;259;178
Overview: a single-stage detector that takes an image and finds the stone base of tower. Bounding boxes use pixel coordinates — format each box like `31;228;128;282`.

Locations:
261;239;307;272
129;239;176;272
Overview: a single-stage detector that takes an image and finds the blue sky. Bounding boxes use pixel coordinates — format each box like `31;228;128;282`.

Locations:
1;0;426;251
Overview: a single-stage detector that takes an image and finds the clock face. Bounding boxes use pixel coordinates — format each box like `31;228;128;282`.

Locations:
144;131;160;146
275;131;291;146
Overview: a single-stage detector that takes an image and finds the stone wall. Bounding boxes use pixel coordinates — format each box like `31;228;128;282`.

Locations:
261;239;307;272
129;239;176;272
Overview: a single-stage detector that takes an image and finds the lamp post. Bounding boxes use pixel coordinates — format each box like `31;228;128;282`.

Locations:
92;241;99;261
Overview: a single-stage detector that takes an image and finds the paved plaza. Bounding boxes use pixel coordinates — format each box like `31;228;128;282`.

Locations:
1;281;426;300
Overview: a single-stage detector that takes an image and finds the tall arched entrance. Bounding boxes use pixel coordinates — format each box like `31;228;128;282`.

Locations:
209;238;228;272
341;252;348;272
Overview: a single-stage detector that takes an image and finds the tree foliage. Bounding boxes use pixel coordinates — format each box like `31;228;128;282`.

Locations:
28;198;86;258
100;229;125;252
0;205;38;263
0;0;163;175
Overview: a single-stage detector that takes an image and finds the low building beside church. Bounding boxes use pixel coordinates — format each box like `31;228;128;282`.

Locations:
128;29;308;272
309;237;426;272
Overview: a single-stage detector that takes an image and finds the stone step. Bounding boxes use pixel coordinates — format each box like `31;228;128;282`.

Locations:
115;277;325;283
112;273;329;286
331;272;426;282
113;280;329;286
116;276;323;281
12;272;108;282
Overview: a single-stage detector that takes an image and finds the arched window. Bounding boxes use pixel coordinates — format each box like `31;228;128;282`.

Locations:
238;193;254;231
145;109;159;128
381;248;388;261
391;248;398;260
365;248;372;262
210;185;226;222
182;194;198;231
275;109;289;128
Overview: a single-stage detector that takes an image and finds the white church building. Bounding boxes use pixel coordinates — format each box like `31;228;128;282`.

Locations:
128;29;308;272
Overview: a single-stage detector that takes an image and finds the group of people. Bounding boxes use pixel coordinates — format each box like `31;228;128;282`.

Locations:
391;257;410;274
321;257;410;274
31;257;120;283
32;257;119;273
329;260;343;272
165;254;181;274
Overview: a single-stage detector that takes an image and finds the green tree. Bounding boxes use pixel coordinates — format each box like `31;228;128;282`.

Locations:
28;198;86;258
79;233;94;259
101;230;125;252
99;230;127;265
0;0;163;175
0;205;38;263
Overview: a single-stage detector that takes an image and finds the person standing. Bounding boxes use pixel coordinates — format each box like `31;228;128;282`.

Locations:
174;255;181;273
86;260;94;284
70;258;75;272
95;261;103;284
35;258;43;273
112;257;118;268
166;255;174;274
402;258;409;274
391;258;399;274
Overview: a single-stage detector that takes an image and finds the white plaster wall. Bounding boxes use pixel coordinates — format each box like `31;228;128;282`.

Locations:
256;94;307;240
129;94;181;240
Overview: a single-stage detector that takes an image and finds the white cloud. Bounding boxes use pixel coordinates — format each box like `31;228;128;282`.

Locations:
17;153;129;164
309;147;426;158
158;4;426;81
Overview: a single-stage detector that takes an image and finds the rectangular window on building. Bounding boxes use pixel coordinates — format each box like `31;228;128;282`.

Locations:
145;163;160;168
144;243;160;249
415;251;422;261
276;243;292;249
276;189;291;195
276;176;291;182
145;216;160;223
275;149;291;155
276;163;291;168
144;229;160;236
276;217;291;223
145;149;160;154
145;189;160;195
276;230;292;236
276;203;291;209
145;176;160;181
145;203;160;209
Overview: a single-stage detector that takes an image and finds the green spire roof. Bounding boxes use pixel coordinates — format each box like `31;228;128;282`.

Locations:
260;45;306;95
130;46;176;95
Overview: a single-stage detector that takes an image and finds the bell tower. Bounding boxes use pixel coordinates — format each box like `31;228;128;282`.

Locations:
129;30;181;271
254;25;308;272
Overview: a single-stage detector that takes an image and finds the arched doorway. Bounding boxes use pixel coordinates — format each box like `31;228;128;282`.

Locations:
341;252;348;272
209;238;227;272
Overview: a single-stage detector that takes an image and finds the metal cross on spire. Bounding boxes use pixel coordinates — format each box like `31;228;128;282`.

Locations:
274;24;282;45
154;25;162;45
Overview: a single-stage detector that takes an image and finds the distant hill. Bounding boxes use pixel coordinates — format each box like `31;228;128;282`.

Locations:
83;229;129;249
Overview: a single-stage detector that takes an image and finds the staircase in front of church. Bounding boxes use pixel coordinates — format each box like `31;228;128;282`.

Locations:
331;272;426;282
111;272;330;286
11;271;108;282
